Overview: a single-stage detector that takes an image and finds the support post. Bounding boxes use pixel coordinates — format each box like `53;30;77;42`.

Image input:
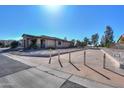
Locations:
84;51;86;65
49;48;52;64
69;52;71;62
58;51;60;61
68;52;80;71
58;51;63;67
103;53;106;69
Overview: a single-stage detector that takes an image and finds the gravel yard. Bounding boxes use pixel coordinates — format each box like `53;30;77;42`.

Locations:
102;48;124;68
10;48;83;57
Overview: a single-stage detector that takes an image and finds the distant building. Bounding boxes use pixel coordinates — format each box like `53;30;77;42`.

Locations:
0;40;15;47
22;34;73;49
117;34;124;44
116;34;124;49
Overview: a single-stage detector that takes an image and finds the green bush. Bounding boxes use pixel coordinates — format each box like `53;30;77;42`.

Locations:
10;41;19;48
31;44;38;49
47;47;56;50
0;42;4;48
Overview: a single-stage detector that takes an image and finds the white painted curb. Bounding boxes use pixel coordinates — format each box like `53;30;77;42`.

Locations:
100;49;120;68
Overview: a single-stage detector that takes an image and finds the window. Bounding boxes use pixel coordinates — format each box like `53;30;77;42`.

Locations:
58;41;61;45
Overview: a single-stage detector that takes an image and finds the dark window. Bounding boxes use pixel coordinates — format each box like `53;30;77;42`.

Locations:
58;41;61;45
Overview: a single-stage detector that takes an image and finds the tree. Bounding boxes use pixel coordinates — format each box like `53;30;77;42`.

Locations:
82;41;87;47
104;26;114;47
75;40;82;47
91;33;99;47
0;42;4;48
100;35;105;47
10;41;19;48
71;39;76;47
83;37;90;46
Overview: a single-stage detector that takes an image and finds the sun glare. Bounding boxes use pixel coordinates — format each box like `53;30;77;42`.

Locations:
44;5;62;13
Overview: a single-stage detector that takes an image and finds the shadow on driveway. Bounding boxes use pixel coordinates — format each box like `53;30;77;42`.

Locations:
0;54;31;78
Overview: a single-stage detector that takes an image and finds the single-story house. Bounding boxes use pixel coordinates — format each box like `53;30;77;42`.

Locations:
115;34;124;49
117;34;124;44
22;34;73;49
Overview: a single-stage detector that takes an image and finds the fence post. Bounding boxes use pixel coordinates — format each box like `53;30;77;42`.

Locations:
49;48;52;64
103;53;106;69
58;50;60;61
58;50;63;67
84;51;86;65
69;52;71;62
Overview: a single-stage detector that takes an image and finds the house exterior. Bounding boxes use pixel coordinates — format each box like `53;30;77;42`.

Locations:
118;34;124;44
22;34;73;49
116;34;124;49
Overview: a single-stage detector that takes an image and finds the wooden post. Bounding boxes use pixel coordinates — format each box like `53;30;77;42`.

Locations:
84;51;86;65
49;48;52;64
103;53;106;69
68;52;80;71
58;51;60;61
58;51;63;67
69;52;71;62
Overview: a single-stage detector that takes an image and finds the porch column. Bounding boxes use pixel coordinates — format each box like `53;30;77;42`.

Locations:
37;38;41;48
23;38;28;48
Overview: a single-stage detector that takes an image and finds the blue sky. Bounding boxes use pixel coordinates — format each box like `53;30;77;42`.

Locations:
0;5;123;42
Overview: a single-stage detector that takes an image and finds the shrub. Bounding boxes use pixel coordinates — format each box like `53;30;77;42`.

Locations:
10;41;19;48
47;47;56;50
0;42;4;48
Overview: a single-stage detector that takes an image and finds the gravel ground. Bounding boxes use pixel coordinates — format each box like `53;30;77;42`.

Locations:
102;48;124;69
10;48;83;57
102;48;124;64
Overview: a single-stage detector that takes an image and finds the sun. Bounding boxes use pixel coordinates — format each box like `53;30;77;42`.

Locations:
43;5;62;13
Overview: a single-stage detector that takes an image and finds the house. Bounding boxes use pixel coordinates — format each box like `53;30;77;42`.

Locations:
22;34;73;49
116;34;124;49
117;34;124;44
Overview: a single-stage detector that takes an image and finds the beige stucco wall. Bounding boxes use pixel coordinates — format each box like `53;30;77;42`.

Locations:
45;39;56;48
37;38;41;48
45;39;71;48
56;40;70;48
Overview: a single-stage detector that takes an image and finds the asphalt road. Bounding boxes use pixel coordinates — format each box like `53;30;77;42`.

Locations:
0;53;31;77
60;80;86;88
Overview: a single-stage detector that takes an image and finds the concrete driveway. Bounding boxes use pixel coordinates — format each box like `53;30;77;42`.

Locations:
0;54;31;77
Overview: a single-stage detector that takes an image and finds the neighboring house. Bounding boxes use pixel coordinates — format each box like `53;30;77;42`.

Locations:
116;34;124;49
22;34;73;49
0;40;15;47
118;34;124;44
